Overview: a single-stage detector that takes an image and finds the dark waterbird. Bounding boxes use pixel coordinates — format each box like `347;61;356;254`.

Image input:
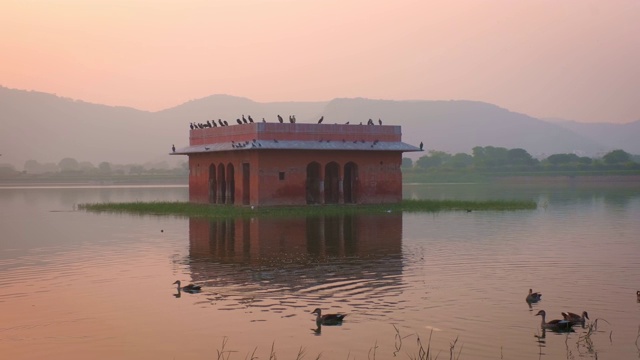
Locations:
562;311;589;326
311;308;347;326
535;310;573;331
526;288;542;303
173;280;201;293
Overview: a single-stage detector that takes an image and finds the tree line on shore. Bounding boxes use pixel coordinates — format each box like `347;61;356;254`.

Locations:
0;157;188;178
1;146;639;179
403;146;640;172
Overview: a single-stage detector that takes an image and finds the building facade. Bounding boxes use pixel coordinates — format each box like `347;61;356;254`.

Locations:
172;122;419;206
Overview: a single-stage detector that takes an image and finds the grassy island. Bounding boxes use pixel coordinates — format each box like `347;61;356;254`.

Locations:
78;199;537;219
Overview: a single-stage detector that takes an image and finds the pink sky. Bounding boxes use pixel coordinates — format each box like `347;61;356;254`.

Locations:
1;0;638;123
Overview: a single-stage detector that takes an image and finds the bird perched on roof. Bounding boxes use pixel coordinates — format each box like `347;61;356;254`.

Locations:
378;119;382;125
248;115;254;123
237;119;242;125
419;142;424;151
318;116;324;124
172;144;175;152
278;115;283;123
262;117;267;123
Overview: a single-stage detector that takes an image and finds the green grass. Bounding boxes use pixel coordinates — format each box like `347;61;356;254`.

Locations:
78;199;537;219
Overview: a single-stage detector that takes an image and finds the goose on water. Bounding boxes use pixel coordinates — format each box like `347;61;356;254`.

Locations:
311;308;347;326
535;310;573;331
173;280;201;293
526;289;542;303
562;311;589;325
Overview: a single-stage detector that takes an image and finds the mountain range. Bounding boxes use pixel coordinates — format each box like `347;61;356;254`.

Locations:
1;86;638;170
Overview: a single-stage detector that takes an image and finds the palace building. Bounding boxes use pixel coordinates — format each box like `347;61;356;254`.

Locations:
172;121;420;206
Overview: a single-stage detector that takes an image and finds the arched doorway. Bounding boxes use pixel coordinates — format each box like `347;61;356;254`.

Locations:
344;162;358;203
217;163;226;204
226;163;235;205
324;162;340;204
306;162;321;204
208;164;217;204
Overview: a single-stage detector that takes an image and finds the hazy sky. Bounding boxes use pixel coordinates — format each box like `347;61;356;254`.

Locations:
1;0;638;123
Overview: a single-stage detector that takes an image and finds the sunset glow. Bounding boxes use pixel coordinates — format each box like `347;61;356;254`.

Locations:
1;0;638;123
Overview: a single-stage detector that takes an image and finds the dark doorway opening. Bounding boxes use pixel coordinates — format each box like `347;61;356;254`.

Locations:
324;162;340;204
306;162;321;204
344;162;358;203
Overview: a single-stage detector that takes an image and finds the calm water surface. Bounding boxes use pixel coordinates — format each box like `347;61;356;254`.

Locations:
1;183;639;359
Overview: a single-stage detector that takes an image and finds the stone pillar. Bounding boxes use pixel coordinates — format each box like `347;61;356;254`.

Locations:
319;165;325;205
338;179;344;204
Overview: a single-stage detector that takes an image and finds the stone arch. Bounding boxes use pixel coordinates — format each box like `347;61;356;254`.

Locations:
226;163;235;205
344;162;358;203
306;162;321;204
208;163;217;204
217;163;226;204
324;161;340;204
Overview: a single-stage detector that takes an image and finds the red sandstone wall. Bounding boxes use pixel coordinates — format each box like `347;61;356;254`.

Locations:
188;149;402;206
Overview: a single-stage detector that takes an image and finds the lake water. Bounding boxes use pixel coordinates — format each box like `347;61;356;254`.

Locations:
1;183;639;359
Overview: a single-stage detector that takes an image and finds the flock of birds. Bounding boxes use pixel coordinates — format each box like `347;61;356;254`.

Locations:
176;114;425;152
173;281;620;333
189;115;385;130
172;280;347;329
526;288;590;331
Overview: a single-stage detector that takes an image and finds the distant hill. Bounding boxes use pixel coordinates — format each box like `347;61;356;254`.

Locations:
323;98;610;159
1;86;636;170
546;118;640;155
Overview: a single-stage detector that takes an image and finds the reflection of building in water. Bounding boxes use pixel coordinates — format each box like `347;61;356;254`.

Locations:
172;123;420;206
186;214;404;293
189;214;402;262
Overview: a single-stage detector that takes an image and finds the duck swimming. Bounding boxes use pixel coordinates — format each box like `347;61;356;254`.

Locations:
311;308;347;326
526;289;542;303
173;280;202;293
562;311;589;326
535;310;573;331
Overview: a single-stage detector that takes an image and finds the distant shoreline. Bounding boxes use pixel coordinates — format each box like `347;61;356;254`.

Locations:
2;172;640;187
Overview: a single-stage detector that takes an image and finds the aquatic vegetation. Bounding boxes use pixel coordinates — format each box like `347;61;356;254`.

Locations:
211;326;463;360
78;199;537;219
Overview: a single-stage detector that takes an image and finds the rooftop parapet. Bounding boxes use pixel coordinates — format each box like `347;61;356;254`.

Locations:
189;123;401;146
